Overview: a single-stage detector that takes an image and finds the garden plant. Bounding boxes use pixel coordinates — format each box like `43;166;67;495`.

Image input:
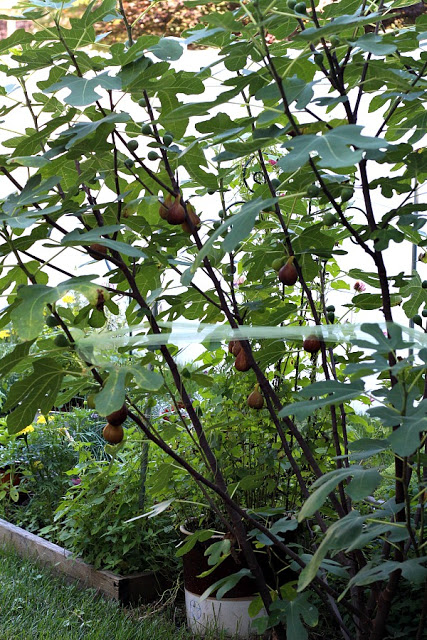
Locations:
0;0;426;639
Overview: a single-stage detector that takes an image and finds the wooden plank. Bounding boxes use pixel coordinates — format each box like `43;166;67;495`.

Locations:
0;518;159;604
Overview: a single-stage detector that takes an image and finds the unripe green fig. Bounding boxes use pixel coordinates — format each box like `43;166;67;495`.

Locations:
287;0;297;8
412;314;423;327
341;186;353;203
323;212;338;227
294;1;307;13
327;311;335;323
307;184;320;198
422;309;427;318
124;158;134;169
141;124;151;135
326;304;335;313
138;97;147;107
271;178;281;189
54;334;69;348
422;280;427;289
314;52;324;65
127;139;138;151
148;150;159;161
163;134;173;146
272;257;285;271
46;315;60;328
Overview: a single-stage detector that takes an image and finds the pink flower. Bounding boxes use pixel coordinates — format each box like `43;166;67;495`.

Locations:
268;159;277;166
71;477;81;486
233;275;246;286
354;281;366;292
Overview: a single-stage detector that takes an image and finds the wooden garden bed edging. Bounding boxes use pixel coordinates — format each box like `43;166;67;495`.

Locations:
0;518;164;605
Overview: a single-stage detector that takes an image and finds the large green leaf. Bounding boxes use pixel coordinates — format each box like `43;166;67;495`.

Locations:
280;380;365;420
10;277;102;340
183;197;277;284
345;468;382;501
147;38;183;61
62;228;147;258
3;174;61;214
278;125;389;172
94;364;163;416
340;558;427;601
94;367;128;416
5;358;65;434
400;271;427;317
352;33;397;56
0;340;34;377
57;112;130;148
44;72;121;107
130;365;163;392
298;512;364;592
387;400;427;457
298;466;369;521
296;12;382;43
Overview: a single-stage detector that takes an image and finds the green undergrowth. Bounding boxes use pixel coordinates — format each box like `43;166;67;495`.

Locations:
0;547;227;640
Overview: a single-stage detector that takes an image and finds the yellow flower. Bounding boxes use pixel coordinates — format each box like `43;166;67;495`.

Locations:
61;294;75;304
0;330;10;339
36;415;46;424
17;425;35;436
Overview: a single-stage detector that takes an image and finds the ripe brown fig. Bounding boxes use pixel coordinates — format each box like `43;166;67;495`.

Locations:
106;404;128;426
303;335;321;354
247;387;264;409
181;204;201;234
235;348;251;372
88;243;108;260
102;423;124;444
232;341;242;357
278;259;298;286
165;195;186;225
228;340;236;354
159;194;172;220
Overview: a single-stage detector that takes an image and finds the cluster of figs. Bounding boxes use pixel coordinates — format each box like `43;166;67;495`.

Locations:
272;256;298;286
228;332;322;410
228;340;251;372
87;394;128;445
102;404;128;444
159;195;200;233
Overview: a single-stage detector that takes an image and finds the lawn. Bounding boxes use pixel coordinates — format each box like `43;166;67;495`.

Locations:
0;547;224;640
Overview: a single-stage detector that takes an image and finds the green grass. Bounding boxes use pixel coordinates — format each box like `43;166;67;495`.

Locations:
0;547;227;640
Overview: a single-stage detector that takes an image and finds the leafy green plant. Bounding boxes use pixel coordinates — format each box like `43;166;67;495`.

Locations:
50;442;179;575
0;1;426;639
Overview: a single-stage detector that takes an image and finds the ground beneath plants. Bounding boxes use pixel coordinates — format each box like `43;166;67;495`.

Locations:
0;547;226;640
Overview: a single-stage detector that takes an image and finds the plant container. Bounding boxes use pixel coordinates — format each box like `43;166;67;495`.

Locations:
180;522;296;638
